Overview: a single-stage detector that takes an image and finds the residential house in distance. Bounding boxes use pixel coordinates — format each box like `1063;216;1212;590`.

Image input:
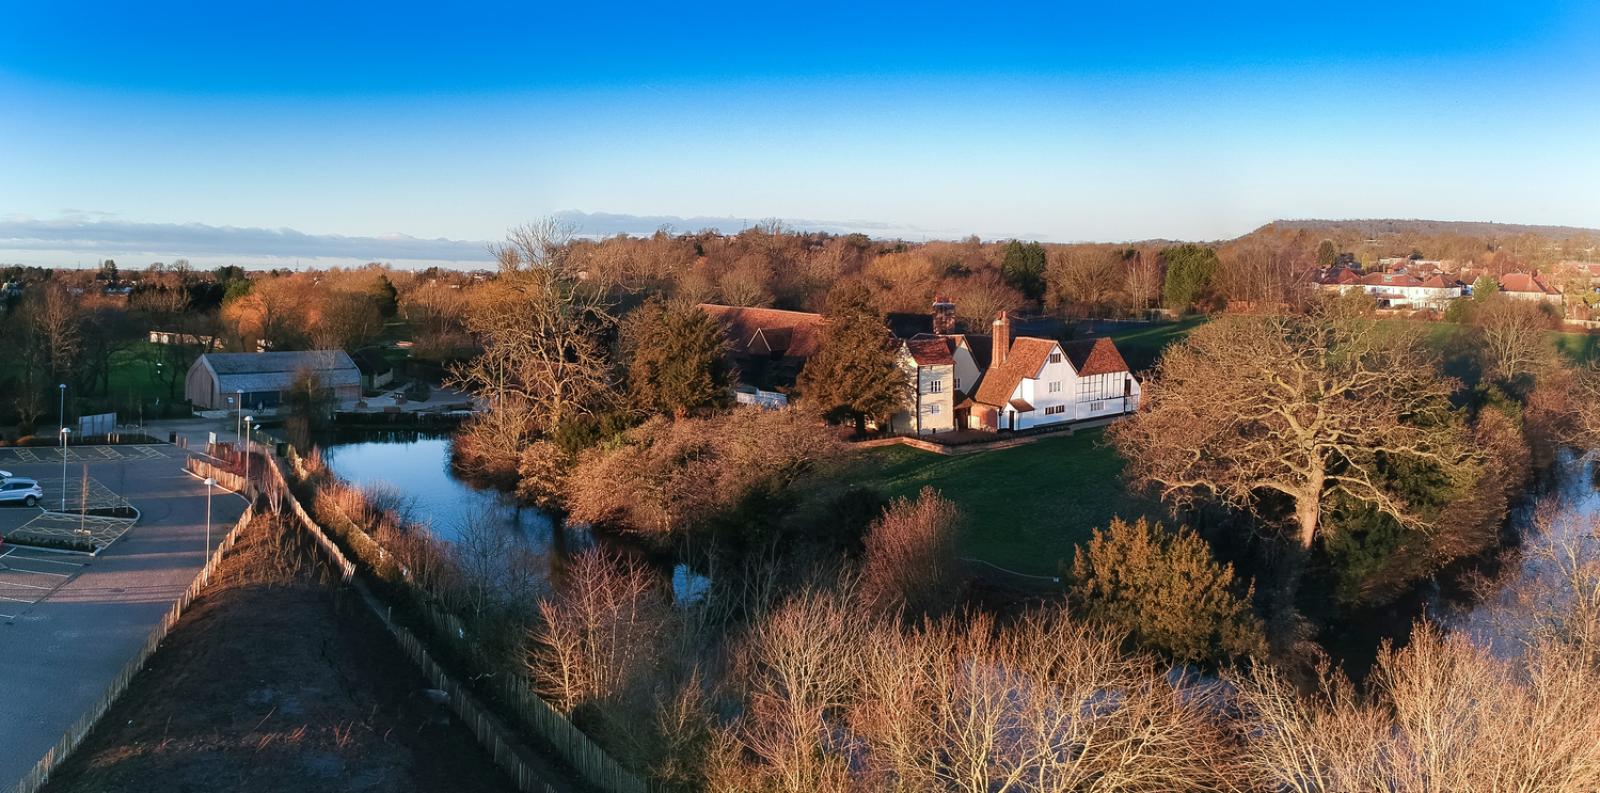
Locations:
1316;268;1464;310
1498;272;1563;304
967;312;1141;431
698;303;828;408
186;350;361;411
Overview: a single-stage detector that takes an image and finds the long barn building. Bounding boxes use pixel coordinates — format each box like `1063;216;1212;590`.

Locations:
186;350;361;411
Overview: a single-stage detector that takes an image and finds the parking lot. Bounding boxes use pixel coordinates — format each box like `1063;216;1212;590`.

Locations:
0;441;247;788
0;546;88;619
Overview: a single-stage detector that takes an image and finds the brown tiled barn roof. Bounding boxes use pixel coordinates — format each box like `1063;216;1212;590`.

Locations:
698;304;827;358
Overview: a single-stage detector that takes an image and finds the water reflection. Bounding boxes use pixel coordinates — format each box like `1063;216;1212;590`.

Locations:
315;431;709;603
317;433;559;544
1452;451;1600;658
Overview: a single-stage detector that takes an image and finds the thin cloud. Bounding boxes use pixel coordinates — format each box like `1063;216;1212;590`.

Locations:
0;217;490;264
551;209;958;239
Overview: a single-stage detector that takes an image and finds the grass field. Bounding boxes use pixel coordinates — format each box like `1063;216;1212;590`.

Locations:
853;428;1160;578
1100;317;1206;372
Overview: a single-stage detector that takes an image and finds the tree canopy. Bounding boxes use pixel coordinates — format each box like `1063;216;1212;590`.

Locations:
1160;244;1219;310
798;282;907;433
622;300;734;418
1000;240;1047;300
1108;297;1473;549
1071;517;1265;664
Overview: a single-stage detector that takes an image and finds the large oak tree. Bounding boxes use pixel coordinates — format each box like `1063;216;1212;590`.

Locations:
1108;297;1473;549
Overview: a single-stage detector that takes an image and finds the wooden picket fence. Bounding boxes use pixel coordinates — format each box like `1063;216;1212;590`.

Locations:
10;504;256;793
277;445;650;793
184;456;250;497
255;452;356;584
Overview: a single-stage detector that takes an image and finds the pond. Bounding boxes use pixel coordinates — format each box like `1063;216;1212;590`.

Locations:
312;430;709;602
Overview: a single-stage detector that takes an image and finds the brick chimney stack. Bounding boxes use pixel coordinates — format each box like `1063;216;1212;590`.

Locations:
992;311;1011;367
931;294;956;335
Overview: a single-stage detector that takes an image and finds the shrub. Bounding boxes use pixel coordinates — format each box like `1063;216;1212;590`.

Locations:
1070;517;1265;664
859;487;961;616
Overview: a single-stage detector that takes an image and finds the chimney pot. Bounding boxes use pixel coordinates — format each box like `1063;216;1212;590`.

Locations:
932;294;957;335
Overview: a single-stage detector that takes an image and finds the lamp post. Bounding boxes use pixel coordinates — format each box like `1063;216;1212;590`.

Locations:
204;477;215;556
242;416;253;487
59;427;70;511
235;390;243;447
57;383;66;437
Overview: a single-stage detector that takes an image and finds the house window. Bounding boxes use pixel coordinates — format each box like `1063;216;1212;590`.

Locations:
927;379;943;394
1049;352;1062;363
929;404;941;415
1090;401;1105;412
954;377;961;390
1044;405;1065;415
1048;381;1061;393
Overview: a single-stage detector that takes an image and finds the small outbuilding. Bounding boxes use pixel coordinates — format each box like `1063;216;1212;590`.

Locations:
350;348;396;390
186;350;362;411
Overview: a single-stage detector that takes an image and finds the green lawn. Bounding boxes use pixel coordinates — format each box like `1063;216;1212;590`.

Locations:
1552;330;1600;366
853;428;1160;578
1103;317;1206;372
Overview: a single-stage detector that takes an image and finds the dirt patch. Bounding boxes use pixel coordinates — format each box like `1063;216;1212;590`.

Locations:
38;519;537;793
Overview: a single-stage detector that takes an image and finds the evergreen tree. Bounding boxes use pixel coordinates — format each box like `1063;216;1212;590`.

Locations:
799;283;906;434
1001;240;1048;300
622;300;735;418
1160;243;1219;311
1316;239;1338;268
370;273;399;318
1070;517;1265;664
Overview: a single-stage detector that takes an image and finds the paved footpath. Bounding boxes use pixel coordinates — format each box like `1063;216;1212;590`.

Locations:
0;444;246;789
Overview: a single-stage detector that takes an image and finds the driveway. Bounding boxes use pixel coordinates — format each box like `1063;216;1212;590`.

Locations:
0;443;246;788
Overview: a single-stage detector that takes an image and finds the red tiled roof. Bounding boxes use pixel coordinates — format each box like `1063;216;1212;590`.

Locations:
698;304;827;358
1008;398;1035;412
972;336;1134;409
1318;269;1362;286
1498;273;1560;295
1062;338;1130;377
1359;272;1425;288
972;336;1056;407
903;337;955;366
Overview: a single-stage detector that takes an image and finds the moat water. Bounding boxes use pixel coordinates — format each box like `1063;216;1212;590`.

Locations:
312;430;709;601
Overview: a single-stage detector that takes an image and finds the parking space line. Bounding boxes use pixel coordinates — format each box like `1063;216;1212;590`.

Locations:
0;594;36;604
3;567;71;577
2;556;85;567
0;580;53;590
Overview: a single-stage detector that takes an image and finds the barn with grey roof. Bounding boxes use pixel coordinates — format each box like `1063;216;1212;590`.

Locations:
185;350;361;410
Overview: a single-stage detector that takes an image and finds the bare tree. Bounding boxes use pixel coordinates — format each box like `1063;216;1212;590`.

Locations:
449;220;619;477
1232;624;1600;792
1108;296;1473;548
528;549;675;714
1475;294;1558;383
1122;248;1164;315
1045;246;1122;317
859;487;961;616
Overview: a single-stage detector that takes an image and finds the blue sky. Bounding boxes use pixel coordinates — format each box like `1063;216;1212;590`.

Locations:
2;1;1598;267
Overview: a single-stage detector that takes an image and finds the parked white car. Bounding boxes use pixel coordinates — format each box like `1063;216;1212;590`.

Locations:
0;473;44;507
